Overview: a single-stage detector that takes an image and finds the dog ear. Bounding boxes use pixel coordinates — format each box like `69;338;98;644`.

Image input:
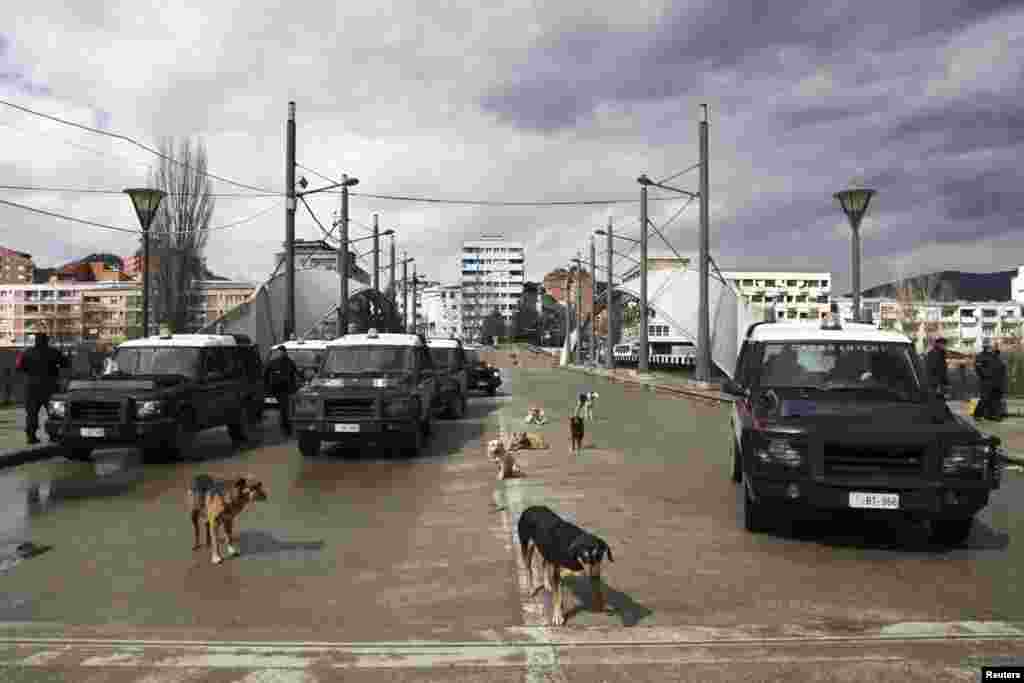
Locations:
606;544;613;563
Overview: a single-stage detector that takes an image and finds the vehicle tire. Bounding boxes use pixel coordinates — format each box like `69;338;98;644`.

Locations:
930;517;973;547
731;438;742;483
405;420;424;457
298;433;320;458
487;386;497;396
165;410;197;460
743;482;773;534
228;406;252;444
64;447;94;463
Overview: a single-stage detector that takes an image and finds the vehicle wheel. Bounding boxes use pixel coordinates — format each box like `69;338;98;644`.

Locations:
731;438;742;483
405;420;424;457
487;386;497;396
743;482;773;534
298;433;320;458
228;406;252;444
64;447;93;463
165;411;197;460
930;517;973;547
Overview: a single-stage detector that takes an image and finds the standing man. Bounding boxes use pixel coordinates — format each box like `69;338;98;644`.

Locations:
263;345;300;435
974;339;997;420
992;345;1008;421
16;333;68;445
924;337;950;398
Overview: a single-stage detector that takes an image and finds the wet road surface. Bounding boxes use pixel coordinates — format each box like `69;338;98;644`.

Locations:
0;366;1020;680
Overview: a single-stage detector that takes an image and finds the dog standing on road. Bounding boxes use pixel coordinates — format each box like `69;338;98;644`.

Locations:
517;505;614;626
187;475;268;565
487;439;524;481
569;416;585;456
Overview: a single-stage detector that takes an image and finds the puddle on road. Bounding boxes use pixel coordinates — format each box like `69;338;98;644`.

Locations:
0;455;144;573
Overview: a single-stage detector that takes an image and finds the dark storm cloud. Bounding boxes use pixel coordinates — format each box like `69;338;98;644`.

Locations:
883;96;1024;156
480;0;1019;131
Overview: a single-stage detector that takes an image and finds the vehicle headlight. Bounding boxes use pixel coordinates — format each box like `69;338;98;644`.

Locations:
755;438;803;467
293;397;319;416
373;378;395;388
47;400;66;418
943;444;989;474
383;399;411;417
135;400;165;419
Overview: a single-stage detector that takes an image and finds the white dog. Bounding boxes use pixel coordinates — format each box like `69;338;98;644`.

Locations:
575;391;599;420
524;406;547;425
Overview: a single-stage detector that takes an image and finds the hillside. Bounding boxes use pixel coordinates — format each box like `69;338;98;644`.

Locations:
856;270;1017;302
33;253;227;284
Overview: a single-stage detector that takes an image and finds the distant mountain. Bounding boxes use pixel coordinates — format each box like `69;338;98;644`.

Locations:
855;270;1017;302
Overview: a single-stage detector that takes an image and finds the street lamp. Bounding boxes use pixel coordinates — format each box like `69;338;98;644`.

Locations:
834;183;876;323
335;175;360;337
124;187;166;339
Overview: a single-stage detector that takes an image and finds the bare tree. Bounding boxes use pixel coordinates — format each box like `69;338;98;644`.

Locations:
145;138;215;333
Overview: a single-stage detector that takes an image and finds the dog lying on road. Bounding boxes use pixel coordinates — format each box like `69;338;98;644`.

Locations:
487;439;524;481
569;416;584;455
507;431;548;451
524;406;548;425
188;474;268;565
518;505;614;626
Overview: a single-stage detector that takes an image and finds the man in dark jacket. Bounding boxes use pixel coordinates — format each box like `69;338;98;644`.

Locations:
974;340;998;420
924;337;950;398
263;345;300;435
16;333;68;444
992;346;1008;421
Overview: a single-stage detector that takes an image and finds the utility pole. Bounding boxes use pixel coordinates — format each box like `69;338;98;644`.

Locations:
372;214;380;293
564;270;571;355
639;178;649;373
389;235;396;298
606;217;615;370
337;174;351;337
284;101;296;342
412;265;418;334
589;236;596;366
402;251;409;332
698;104;711;383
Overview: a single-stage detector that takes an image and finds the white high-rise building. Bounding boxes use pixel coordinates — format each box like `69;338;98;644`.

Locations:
461;237;525;341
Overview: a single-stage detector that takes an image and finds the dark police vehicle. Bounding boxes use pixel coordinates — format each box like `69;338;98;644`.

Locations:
45;334;263;462
724;313;1004;546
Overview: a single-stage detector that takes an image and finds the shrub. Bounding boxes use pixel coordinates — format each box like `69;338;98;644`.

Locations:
1006;351;1024;397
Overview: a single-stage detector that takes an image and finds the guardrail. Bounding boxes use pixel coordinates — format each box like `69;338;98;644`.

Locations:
613;353;696;367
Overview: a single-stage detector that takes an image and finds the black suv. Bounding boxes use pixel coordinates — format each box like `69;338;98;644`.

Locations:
465;349;501;395
44;334;264;462
724;318;1003;546
292;330;437;457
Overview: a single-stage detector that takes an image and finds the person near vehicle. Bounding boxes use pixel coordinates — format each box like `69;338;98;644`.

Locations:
16;333;68;444
264;345;300;435
925;337;950;398
974;339;998;420
992;346;1008;421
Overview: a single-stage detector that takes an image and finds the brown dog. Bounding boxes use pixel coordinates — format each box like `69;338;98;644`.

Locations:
569;416;584;455
488;439;524;480
187;474;268;565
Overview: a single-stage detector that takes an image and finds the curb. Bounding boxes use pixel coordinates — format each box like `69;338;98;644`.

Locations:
0;443;63;470
565;365;733;405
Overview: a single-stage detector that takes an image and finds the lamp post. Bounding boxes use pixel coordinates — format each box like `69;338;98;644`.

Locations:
124;187;166;339
400;253;415;332
389;233;397;299
834;183;876;323
372;214;380;293
412;265;419;334
604;218;614;369
637;176;650;373
589;236;596;366
336;174;360;336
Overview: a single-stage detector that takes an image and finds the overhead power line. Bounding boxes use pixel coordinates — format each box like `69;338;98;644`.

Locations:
0;197;137;234
0;99;281;195
348;191;682;207
0;184;278;198
657;162;702;185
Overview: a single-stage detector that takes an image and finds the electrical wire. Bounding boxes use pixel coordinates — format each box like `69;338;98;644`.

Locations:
349;191;683;207
0;99;281;195
0;184;279;198
656;162;702;185
0;119;155;170
206;200;283;232
0;197;138;234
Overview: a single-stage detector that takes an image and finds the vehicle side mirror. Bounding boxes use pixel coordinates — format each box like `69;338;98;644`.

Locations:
722;379;749;397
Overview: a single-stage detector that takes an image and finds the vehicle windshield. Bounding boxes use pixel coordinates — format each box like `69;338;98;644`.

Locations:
429;347;458;369
757;341;922;400
288;349;324;369
104;347;200;378
323;345;416;374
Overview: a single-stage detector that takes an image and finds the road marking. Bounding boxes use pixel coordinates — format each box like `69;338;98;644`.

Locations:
494;404;568;683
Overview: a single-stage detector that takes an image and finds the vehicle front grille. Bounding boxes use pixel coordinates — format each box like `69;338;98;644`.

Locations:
823;443;926;476
324;399;376;419
70;401;123;423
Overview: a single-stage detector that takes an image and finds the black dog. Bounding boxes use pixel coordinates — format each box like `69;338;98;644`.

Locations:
569;416;584;455
517;505;614;625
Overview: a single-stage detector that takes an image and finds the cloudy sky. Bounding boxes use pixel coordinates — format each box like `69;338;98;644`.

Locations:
2;0;1022;294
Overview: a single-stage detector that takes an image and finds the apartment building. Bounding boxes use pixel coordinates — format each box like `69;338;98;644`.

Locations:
394;278;439;333
187;280;258;332
461;238;525;340
0;248;33;284
421;283;462;339
723;270;832;321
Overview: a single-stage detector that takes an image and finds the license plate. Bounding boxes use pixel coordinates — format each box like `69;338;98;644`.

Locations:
80;428;105;438
849;492;899;509
334;423;360;433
